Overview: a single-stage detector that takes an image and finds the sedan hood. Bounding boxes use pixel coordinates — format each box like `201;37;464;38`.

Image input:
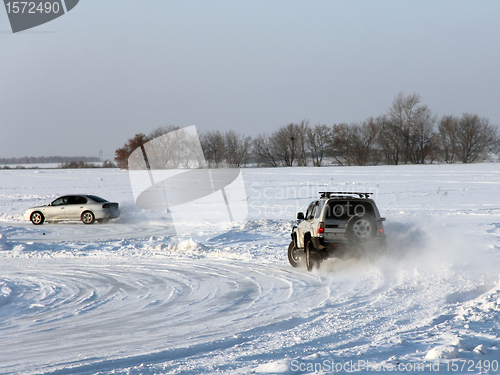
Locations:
26;205;48;211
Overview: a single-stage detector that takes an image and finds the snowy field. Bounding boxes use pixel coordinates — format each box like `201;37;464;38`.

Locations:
1;164;500;374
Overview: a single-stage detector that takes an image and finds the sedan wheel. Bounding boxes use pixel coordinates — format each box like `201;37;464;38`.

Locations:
30;212;44;225
81;211;95;224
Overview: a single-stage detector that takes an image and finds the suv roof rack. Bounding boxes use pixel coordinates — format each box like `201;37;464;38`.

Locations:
319;191;373;199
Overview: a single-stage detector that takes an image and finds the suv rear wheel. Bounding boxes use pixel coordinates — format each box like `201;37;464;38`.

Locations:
305;240;320;271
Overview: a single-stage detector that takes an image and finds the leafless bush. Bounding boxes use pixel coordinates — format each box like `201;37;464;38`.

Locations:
455;113;498;163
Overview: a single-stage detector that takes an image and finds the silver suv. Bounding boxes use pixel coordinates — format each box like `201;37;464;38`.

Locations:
289;192;386;271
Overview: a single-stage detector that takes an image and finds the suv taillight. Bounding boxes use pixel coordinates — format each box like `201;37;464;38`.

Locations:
318;222;324;234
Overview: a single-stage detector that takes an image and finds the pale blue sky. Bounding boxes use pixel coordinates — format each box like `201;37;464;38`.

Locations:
1;0;499;159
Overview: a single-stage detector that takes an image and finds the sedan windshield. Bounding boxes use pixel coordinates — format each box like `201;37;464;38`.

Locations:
51;197;68;206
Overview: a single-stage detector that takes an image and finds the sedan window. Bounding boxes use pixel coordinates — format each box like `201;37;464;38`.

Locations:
76;196;87;204
87;195;108;203
68;196;87;205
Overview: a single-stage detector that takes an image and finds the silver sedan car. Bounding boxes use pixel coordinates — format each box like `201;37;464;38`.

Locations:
24;195;120;225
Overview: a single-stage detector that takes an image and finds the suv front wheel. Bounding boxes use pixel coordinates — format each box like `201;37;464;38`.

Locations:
288;241;304;268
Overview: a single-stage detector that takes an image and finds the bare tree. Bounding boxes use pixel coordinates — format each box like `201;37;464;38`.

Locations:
294;120;309;166
115;126;207;170
224;130;252;167
252;134;279;167
329;123;354;166
115;133;148;169
307;123;330;166
385;92;440;164
269;123;301;166
145;126;196;169
427;133;441;164
377;115;402;165
455;113;497;163
388;92;422;164
411;105;436;164
437;115;459;163
148;125;181;140
200;130;226;168
329;120;379;166
352;119;379;166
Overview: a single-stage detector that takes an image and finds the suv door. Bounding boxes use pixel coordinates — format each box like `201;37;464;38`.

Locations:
297;201;318;248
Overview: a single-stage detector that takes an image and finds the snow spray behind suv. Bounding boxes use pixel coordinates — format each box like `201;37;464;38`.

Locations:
128;126;248;239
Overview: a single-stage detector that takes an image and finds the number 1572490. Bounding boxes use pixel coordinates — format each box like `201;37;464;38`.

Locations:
5;2;61;14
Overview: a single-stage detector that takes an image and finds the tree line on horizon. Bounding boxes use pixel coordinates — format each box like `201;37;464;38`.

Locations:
115;93;499;169
0;155;101;165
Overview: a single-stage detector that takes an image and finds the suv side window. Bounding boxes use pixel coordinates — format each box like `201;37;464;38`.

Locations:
305;204;312;220
314;201;323;218
311;202;319;219
306;201;318;220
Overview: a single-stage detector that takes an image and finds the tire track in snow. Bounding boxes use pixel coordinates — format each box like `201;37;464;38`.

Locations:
4;221;176;242
0;258;329;374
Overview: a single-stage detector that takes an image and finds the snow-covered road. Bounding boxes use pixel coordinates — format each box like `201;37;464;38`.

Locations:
0;257;332;374
1;164;500;374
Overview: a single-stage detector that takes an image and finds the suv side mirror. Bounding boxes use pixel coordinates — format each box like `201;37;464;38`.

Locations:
296;212;304;220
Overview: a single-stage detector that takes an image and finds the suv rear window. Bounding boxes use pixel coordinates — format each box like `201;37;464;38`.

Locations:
324;200;375;221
